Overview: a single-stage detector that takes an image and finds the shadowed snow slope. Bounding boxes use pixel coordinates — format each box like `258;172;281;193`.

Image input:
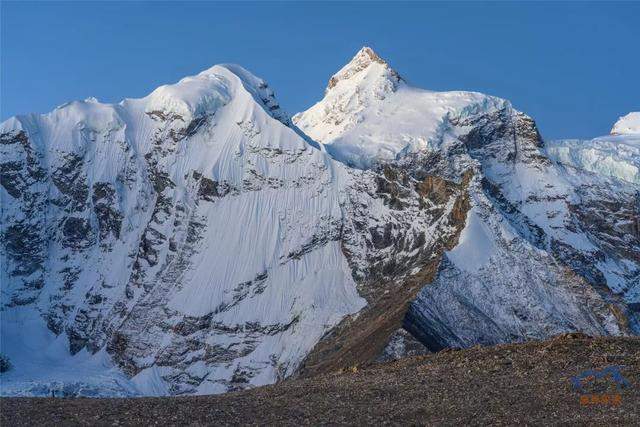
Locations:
1;49;638;397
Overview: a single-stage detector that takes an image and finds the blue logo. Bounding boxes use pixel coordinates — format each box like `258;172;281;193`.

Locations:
570;365;631;394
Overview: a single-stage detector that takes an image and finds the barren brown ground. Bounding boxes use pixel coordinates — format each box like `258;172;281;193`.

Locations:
2;334;639;426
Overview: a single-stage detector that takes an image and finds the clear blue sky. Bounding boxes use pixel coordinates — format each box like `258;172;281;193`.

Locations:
2;1;638;139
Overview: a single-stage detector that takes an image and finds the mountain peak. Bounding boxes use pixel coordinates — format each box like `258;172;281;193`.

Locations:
326;46;400;92
142;63;289;125
611;112;640;135
353;46;386;65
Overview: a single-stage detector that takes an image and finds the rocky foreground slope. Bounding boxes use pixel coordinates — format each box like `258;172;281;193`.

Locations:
2;335;639;425
1;47;639;396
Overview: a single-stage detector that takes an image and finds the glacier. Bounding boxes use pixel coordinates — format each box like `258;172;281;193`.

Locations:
545;134;640;185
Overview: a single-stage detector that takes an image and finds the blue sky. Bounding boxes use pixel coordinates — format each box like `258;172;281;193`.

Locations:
1;1;638;138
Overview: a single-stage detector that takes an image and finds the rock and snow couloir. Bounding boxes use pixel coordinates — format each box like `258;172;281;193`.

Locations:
1;47;638;397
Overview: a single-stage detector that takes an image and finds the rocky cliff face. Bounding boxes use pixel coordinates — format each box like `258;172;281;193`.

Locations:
295;47;638;369
1;48;638;396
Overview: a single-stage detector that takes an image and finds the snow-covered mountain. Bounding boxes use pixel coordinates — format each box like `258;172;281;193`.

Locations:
295;48;638;366
1;47;638;396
